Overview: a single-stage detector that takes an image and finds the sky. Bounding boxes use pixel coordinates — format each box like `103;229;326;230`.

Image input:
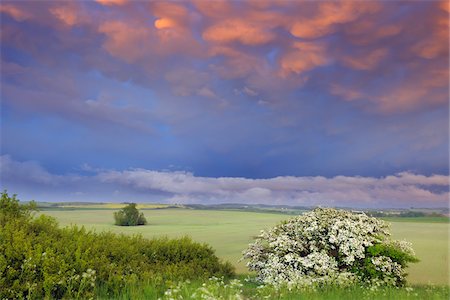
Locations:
0;0;449;208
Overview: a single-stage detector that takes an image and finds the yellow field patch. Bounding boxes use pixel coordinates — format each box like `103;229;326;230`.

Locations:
59;203;173;209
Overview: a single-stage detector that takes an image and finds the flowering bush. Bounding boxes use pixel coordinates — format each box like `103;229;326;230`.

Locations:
243;208;418;288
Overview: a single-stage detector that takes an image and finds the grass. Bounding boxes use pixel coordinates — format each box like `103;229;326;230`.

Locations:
40;208;449;285
387;221;449;285
95;278;450;300
382;217;449;223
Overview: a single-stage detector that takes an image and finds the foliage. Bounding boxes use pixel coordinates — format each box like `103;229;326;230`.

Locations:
243;208;419;289
113;203;147;226
0;191;234;299
41;208;449;284
0;190;36;225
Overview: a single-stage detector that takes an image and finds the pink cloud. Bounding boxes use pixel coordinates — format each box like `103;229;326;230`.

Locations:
411;4;448;59
208;45;264;79
192;0;232;18
289;2;380;39
341;48;388;71
1;0;447;116
330;62;448;114
344;21;403;46
203;19;275;45
98;21;151;63
279;42;330;77
0;3;30;21
50;5;82;27
330;84;365;102
95;0;127;6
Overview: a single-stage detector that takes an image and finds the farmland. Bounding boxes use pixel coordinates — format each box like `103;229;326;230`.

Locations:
40;207;449;286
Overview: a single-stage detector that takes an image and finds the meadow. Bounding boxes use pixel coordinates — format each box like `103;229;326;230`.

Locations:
41;207;449;286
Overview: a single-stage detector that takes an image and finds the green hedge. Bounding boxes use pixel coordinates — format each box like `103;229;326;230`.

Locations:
0;192;234;299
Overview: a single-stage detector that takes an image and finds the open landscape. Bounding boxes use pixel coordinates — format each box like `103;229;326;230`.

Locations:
1;0;449;299
1;195;449;299
40;206;449;286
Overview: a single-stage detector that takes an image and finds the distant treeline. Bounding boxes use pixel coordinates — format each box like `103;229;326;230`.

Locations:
31;201;448;218
183;204;448;218
183;203;309;215
366;211;445;218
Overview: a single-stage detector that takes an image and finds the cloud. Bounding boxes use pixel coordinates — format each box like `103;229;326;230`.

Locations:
49;5;80;27
208;45;264;79
4;155;446;208
411;3;448;60
340;48;388;71
330;84;365;102
289;2;380;39
98;21;152;63
192;0;232;18
197;87;218;99
203;19;275;45
0;155;66;185
95;0;127;6
0;4;30;21
330;61;448;113
154;18;177;30
2;0;447;115
279;42;330;77
243;86;258;97
0;0;448;189
96;169;449;207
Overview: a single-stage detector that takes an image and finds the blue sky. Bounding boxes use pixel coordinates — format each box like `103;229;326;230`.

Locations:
1;0;448;207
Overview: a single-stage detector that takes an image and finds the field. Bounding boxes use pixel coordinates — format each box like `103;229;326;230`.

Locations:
40;208;449;286
36;202;173;210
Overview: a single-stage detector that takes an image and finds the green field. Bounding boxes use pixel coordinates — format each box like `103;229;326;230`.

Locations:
40;208;449;285
382;217;450;223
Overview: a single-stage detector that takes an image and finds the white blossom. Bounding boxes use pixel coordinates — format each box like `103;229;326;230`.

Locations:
242;208;417;288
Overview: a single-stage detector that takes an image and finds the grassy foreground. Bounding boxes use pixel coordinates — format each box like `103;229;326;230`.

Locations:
96;277;450;300
41;208;449;286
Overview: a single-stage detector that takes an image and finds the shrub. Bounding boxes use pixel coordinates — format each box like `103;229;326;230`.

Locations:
114;203;147;226
243;207;418;289
0;192;234;299
0;190;36;224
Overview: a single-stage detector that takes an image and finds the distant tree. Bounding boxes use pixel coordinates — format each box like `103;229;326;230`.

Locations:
114;203;147;226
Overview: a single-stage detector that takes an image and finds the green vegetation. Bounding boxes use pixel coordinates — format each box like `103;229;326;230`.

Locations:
113;203;147;226
0;192;233;299
382;217;449;223
3;192;449;299
96;277;448;300
41;208;449;286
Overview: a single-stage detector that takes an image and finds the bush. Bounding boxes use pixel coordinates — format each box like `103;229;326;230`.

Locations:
0;190;36;224
0;192;234;299
114;203;147;226
243;208;418;289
